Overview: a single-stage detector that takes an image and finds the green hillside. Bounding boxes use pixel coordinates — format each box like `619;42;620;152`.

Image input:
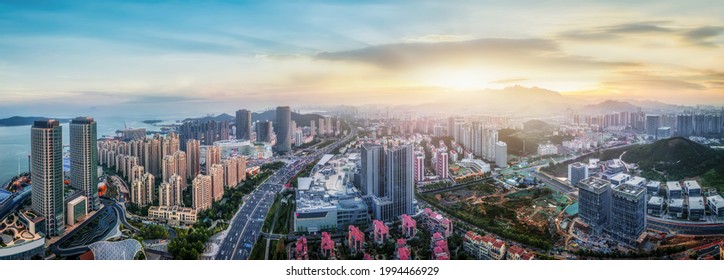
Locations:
622;137;724;189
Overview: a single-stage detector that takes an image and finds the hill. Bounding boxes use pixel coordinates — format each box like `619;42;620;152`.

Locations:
523;119;551;131
0;116;72;127
580;100;638;114
542;137;724;191
622;137;724;188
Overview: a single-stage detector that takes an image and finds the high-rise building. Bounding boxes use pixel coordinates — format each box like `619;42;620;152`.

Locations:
610;184;647;246
205;146;221;172
384;145;414;221
159;182;172;207
131;180;146;206
657;127;671;139
435;150;448;179
31;120;65;236
131;165;145;185
676;114;693;137
210;164;225;201
185;139;200;180
275;106;292;153
568;162;589;187
495;141;507;168
143;173;155;205
577;177;611;234
256;121;273;143
361;143;385;197
69;117;99;210
235;109;253;140
192;174;212;211
414;152;425;182
168;174;183;206
174;151;187;190
223;157;238;188
645;114;661;139
237;156;247;182
162;155;176;184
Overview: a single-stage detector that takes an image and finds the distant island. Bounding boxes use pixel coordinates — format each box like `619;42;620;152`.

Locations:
0;116;72;127
142;120;163;124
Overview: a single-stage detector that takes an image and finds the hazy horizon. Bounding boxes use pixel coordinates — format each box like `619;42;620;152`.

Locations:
1;0;723;117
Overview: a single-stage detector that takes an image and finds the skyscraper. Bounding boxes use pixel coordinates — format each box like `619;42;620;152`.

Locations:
70;116;99;210
577;177;611;234
414;152;425;182
256;121;273;143
185;139;200;180
168;174;183;206
31;120;65;236
159;182;172;207
275;106;292;153
235;109;253;140
385;145;414;220
610;184;647;246
645;114;661;139
162;155;176;184
174;150;187;190
361;143;385;197
495;141;507;168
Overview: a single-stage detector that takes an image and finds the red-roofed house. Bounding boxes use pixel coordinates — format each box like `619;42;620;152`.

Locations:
347;225;365;254
421;208;453;238
506;245;535;260
432;239;450;260
320;232;336;259
401;214;417;238
294;237;308;260
397;247;411;260
373;220;389;245
463;231;507;260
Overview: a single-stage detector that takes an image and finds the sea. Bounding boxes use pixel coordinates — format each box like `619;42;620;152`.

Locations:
0;113;184;184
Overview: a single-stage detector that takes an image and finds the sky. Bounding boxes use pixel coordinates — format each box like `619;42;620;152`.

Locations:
1;0;723;116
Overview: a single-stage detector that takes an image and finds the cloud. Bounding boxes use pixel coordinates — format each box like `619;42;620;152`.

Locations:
682;26;724;47
603;21;674;34
315;38;635;71
490;78;528;84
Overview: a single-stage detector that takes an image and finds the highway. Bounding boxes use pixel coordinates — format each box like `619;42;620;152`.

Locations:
215;128;355;260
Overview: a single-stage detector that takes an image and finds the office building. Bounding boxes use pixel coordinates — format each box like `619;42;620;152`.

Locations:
384;145;414;221
274;106;292;153
688;196;705;221
495;141;507;168
683;180;702;197
360;143;384;197
577;177;611;234
657;127;671;139
30;120;65;236
256;121;273;143
235;109;252;140
706;194;724;218
645;114;661;139
148;205;197;226
69;117;99;211
647;196;664;217
666;181;682;199
568;162;589;187
610;184;646;246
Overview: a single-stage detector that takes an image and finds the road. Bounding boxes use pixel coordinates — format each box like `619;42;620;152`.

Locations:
215;127;356;260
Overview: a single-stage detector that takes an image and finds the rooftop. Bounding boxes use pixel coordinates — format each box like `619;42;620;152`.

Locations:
683;180;701;191
648;196;664;205
613;184;645;198
669;198;684;208
666;181;682;191
688;196;705;210
707;195;724;208
625;176;646;186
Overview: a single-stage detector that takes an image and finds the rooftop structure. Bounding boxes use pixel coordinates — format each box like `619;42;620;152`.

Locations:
647;196;665;217
668;198;685;218
666;181;683;199
506;245;535;260
625;176;646;189
463;231;507;260
646;181;661;195
688;196;705;221
706;195;724;218
401;214;417;238
683;180;702;197
86;240;144;260
421;208;453;238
